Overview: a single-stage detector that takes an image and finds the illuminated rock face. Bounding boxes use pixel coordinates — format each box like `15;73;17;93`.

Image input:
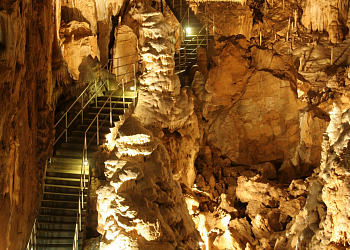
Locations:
59;21;100;80
307;109;350;249
134;6;202;188
198;38;303;166
61;0;125;65
97;116;199;250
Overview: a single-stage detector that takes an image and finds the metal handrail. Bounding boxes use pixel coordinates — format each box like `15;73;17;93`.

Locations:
168;0;214;74
174;6;191;46
175;25;207;74
26;219;37;250
72;55;137;250
54;53;136;146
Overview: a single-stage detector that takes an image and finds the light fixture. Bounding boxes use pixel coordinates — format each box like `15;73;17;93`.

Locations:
186;27;191;35
84;161;88;166
130;86;134;90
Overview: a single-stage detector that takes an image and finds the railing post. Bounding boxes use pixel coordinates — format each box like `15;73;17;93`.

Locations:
110;96;112;126
122;79;125;110
213;13;215;36
184;48;187;71
78;197;81;231
97;115;99;145
81;95;84;124
107;77;109;91
126;56;128;88
205;3;208;49
117;57;119;83
133;63;136;106
95;80;97;108
65;114;68;142
33;221;36;250
179;49;181;73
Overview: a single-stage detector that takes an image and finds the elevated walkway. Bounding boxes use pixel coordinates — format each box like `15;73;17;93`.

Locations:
166;0;214;74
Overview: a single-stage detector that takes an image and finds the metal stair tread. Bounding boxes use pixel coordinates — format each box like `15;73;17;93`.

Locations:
45;176;88;182
44;183;81;189
40;213;85;218
36;236;82;240
38;221;77;225
40;206;82;211
36;228;80;232
43;191;86;196
45;168;89;175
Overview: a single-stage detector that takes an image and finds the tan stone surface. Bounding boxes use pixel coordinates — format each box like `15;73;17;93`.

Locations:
97;116;199;250
134;7;203;187
112;25;138;87
0;0;54;249
59;21;100;80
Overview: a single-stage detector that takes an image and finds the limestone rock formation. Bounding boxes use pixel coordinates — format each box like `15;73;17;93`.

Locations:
302;0;349;43
0;0;54;249
59;21;100;80
97;116;199;250
134;6;202;187
112;25;138;87
200;39;302;165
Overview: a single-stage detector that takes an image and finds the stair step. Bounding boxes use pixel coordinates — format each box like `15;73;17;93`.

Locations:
98;96;135;102
65;135;104;144
43;190;87;196
96;100;133;105
61;142;104;153
39;213;85;219
55;148;84;157
50;156;82;164
45;176;88;182
103;91;137;98
38;221;77;230
81;117;118;126
43;195;83;203
71;129;109;138
41;206;81;211
76;124;111;133
36;236;83;241
36;239;83;246
36;244;82;250
46;167;88;175
44;183;81;189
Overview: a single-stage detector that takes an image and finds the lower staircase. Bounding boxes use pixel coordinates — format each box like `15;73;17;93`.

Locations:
34;90;137;250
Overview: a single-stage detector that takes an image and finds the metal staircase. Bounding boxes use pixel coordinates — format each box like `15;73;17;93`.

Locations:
166;0;214;74
26;54;138;250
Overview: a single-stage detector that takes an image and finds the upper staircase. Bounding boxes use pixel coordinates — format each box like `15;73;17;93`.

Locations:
166;0;214;74
26;55;138;250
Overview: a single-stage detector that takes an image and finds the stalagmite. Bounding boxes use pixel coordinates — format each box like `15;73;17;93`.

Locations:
259;31;262;46
331;46;334;65
288;17;290;30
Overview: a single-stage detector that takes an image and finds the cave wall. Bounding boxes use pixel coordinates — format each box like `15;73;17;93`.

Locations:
0;0;55;249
